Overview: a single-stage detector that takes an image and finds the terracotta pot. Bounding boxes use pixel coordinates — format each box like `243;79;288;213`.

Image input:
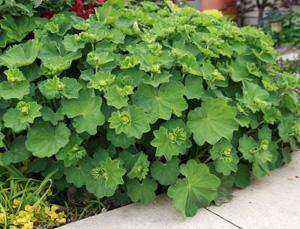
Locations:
200;0;236;16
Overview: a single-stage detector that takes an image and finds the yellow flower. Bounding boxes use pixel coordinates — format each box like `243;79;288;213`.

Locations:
56;217;66;224
12;199;21;208
45;206;58;221
34;205;41;214
14;210;34;225
24;205;33;212
202;9;223;18
22;221;33;229
51;205;60;212
0;213;5;224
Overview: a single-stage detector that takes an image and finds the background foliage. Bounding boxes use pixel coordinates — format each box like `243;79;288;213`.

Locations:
0;0;299;219
267;10;300;47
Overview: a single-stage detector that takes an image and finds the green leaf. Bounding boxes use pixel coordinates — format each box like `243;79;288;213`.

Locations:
64;156;91;188
108;106;151;139
234;163;252;188
240;81;271;112
214;175;235;206
278;115;295;143
109;28;125;44
230;58;250;82
151;126;191;161
56;133;86;167
3;101;42;132
127;152;150;180
2;109;27;132
86;157;126;198
210;139;239;176
104;84;134;109
150;158;180;185
87;51;114;67
61;89;105;135
82;70;115;91
0;132;4;148
258;125;272;141
126;178;157;203
63;34;86;52
0;40;40;68
4;68;25;82
1;137;31;165
0;15;37;42
133;81;187;123
0;81;30;100
38;77;82;99
184;75;204;99
38;41;81;75
41;106;64;126
167;160;220;217
238;135;258;161
238;135;272;177
25;122;71;158
187;98;238;145
143;71;172;87
176;52;202;76
106;129;135;149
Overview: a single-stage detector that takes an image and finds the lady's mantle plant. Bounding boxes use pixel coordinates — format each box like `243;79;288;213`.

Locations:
0;0;299;217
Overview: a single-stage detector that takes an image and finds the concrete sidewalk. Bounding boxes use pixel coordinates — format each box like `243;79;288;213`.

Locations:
60;151;300;229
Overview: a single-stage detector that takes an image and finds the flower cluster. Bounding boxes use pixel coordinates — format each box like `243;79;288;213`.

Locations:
0;199;66;229
45;205;67;224
71;0;106;19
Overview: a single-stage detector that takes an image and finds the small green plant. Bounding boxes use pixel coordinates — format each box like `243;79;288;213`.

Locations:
0;0;299;218
0;167;66;229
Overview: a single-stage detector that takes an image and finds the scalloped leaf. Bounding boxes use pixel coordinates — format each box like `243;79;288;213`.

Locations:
151;126;191;161
0;40;40;68
25;122;71;158
61;89;105;135
38;77;82;99
108;106;151;139
168;160;220;217
133;81;187;123
126;178;157;204
150;158;180;185
187;98;238;145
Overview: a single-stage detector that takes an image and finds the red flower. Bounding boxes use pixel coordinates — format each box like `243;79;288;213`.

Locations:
70;0;106;19
71;0;85;17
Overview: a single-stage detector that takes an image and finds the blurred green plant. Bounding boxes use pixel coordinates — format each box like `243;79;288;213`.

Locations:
0;166;67;229
265;9;300;47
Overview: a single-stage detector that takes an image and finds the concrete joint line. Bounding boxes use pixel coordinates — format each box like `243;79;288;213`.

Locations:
205;208;242;229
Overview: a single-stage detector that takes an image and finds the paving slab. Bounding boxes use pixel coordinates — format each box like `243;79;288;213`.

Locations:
60;195;236;229
278;49;299;61
208;151;300;229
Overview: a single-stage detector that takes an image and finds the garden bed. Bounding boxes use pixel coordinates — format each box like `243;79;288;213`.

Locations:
0;0;299;228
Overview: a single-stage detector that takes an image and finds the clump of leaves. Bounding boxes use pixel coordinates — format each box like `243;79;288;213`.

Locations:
0;0;299;218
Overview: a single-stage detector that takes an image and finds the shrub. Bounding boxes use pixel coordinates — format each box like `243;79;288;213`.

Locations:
0;0;299;217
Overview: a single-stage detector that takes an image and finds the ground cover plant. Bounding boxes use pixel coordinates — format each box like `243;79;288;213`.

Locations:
0;0;299;222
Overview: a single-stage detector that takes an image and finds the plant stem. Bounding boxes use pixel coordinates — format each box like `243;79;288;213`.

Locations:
204;156;212;163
